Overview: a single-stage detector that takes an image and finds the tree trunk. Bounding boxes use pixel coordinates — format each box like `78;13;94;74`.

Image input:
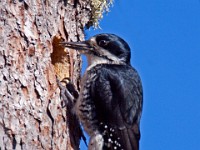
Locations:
0;0;91;149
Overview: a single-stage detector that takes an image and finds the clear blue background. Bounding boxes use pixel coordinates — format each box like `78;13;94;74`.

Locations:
80;1;200;149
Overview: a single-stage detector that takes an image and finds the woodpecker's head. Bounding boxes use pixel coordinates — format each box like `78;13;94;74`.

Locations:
61;33;131;66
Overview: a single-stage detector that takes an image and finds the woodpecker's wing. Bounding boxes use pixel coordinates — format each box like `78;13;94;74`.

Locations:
91;64;143;150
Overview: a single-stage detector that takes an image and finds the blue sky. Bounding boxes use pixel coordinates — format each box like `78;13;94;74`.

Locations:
80;0;200;149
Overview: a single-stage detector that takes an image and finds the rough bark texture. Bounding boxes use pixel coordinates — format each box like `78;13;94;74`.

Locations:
0;0;91;149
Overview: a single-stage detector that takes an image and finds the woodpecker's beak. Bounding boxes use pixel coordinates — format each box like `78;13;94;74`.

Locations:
60;41;93;53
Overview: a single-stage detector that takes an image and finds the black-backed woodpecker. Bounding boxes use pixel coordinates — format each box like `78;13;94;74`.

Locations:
61;33;143;150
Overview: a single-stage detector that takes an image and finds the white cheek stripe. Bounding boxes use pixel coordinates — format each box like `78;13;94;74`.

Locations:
86;59;110;71
86;56;125;71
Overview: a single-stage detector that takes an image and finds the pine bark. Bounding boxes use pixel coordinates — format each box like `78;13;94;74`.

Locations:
0;0;91;149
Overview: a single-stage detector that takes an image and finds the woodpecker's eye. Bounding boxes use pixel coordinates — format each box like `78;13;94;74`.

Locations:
98;40;108;47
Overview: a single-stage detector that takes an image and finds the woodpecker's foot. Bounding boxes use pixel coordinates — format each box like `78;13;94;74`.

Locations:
56;77;78;108
88;133;104;150
57;77;87;148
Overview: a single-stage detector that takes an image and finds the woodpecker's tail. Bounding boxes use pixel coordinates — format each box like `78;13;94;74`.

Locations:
118;124;140;150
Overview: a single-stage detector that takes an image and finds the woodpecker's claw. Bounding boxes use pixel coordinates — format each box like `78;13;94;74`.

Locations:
56;77;78;108
56;77;87;147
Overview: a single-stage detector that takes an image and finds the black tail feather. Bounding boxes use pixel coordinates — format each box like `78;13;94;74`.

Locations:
118;125;140;150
